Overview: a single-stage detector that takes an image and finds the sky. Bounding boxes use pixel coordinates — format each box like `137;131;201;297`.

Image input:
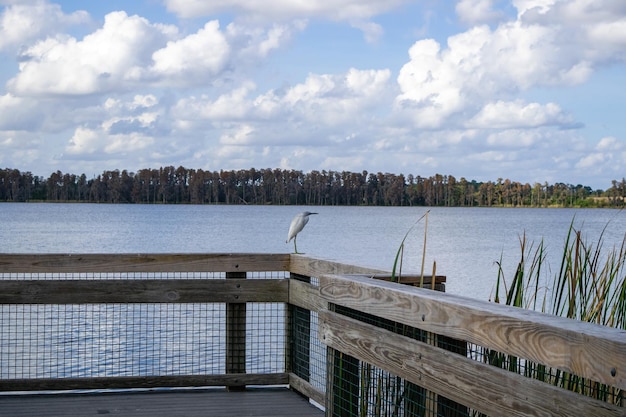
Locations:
0;0;625;190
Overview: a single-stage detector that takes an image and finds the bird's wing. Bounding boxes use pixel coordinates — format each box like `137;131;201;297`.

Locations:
286;215;301;242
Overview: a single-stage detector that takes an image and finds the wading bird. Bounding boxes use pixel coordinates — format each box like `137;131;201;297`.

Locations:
286;211;317;254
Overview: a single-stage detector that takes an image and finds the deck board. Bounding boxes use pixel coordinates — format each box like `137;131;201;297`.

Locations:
0;388;324;417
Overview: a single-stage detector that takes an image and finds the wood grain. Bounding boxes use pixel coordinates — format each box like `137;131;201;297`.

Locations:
319;273;626;391
0;253;290;273
319;309;624;417
289;279;326;312
0;373;289;392
0;279;288;303
289;255;386;278
288;373;325;407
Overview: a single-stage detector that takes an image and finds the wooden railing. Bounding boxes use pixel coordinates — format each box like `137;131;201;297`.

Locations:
318;273;625;417
0;253;624;416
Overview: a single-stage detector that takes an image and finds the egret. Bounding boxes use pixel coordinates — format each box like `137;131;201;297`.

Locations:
286;211;318;254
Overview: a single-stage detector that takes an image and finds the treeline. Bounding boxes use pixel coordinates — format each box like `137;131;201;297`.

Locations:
1;167;624;207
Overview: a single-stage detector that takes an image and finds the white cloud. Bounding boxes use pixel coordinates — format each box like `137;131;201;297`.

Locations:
395;37;467;127
0;0;89;52
396;1;626;129
576;152;606;169
219;124;255;145
173;82;256;122
0;0;624;189
468;100;571;129
456;0;504;24
66;125;155;156
163;0;410;21
151;20;229;80
174;68;391;130
596;136;622;151
225;21;307;59
349;20;384;43
6;10;302;96
485;129;541;147
513;0;556;17
104;132;155;154
575;136;626;173
66;126;100;154
8;11;177;95
163;0;408;41
0;94;42;130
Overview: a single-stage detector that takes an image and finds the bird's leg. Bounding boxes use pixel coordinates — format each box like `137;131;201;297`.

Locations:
293;236;298;254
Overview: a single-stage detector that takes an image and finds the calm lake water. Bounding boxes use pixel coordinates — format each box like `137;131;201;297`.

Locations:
2;203;625;300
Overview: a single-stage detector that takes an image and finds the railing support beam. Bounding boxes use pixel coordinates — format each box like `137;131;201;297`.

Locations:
226;271;247;391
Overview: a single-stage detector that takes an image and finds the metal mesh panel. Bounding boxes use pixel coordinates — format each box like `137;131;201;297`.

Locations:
0;303;225;379
291;305;311;381
2;272;227;280
0;270;290;387
290;274;327;395
247;303;285;374
328;304;470;417
328;350;439;417
309;310;327;393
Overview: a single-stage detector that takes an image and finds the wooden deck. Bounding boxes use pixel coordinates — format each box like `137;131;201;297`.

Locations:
0;388;324;417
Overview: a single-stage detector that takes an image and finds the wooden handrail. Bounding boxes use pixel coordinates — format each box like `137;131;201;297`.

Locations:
318;273;625;416
319;309;623;417
0;279;288;304
0;253;290;273
318;273;626;391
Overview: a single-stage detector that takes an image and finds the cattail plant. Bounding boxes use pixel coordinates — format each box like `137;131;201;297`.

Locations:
488;217;625;406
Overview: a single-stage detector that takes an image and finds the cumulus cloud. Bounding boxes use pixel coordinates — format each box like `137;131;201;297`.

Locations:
225;20;306;60
174;68;391;131
163;0;408;41
0;0;624;189
151;20;229;80
66;126;100;154
575;136;626;177
66;125;155;155
467;100;572;129
396;1;625;129
8;11;177;95
6;11;302;96
0;94;43;130
0;0;89;52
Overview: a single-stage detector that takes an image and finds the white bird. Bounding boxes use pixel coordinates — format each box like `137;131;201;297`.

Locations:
286;211;318;254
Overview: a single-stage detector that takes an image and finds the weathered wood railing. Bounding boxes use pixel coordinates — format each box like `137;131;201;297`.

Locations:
0;253;384;403
0;253;624;416
318;273;625;417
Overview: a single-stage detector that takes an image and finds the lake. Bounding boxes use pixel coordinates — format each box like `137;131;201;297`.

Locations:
1;203;624;300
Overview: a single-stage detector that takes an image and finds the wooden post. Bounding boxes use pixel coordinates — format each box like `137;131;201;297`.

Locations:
226;271;246;391
410;277;468;417
288;273;311;382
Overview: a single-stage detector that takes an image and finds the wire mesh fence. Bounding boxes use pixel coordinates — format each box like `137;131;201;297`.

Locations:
326;304;469;417
0;303;226;379
0;270;289;386
288;273;328;399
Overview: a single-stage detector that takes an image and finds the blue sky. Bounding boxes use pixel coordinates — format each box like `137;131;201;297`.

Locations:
0;0;624;190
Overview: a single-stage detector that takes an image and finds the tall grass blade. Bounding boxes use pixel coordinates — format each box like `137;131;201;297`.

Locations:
390;210;429;282
488;215;625;406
